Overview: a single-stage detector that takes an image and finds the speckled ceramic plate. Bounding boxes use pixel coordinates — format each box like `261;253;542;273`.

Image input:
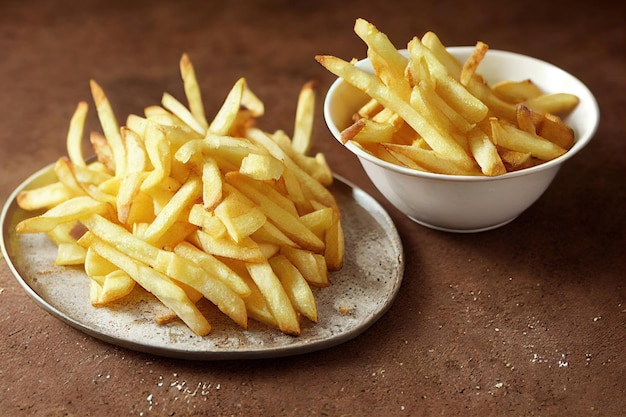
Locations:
1;163;404;360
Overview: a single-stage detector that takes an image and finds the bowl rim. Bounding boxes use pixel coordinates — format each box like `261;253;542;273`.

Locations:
323;46;600;183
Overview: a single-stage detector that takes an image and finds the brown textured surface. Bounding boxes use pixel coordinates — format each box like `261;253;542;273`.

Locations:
0;1;624;416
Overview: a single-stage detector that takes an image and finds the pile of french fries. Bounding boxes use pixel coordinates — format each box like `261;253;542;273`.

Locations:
15;54;344;337
316;19;580;176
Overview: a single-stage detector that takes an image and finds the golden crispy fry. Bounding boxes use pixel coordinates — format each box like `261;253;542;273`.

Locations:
66;101;89;168
246;261;301;335
90;80;126;176
523;92;580;116
209;77;246;136
467;127;506;176
291;80;316;154
490;118;567;161
491;79;544;103
460;41;489;86
180;53;209;131
269;254;317;322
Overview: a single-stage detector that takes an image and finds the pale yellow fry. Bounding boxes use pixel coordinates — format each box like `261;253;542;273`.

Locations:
214;192;267;243
420;32;517;123
280;245;329;288
417;78;475;133
202;157;222;210
291;81;316;155
144;105;188;129
45;222;78;246
315;55;476;171
78;232;211;336
161;92;206;135
241;83;265;117
406;37;488;124
193;230;266;263
173;241;251;297
250;221;298;247
140;174;202;245
66;101;88;168
522;93;580;116
491;79;544;103
239;153;284;181
341;118;398;144
150;221;197;250
410;83;469;153
281;166;314;215
141;123;174;193
299;206;334;240
247;128;337;207
54;242;87;266
188;203;227;236
154;250;248;329
16;196;112;234
209;77;245;136
383;143;480;176
467;127;506;176
490;118;567;161
85;246;118;277
324;217;344;271
269;254;317;322
180;53;209;131
354;18;411;100
246;261;301;336
225;172;325;253
90;80;126;177
17;182;75;211
270;130;333;186
91;269;136;306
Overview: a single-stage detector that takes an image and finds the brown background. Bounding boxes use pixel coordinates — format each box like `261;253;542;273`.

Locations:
1;0;624;416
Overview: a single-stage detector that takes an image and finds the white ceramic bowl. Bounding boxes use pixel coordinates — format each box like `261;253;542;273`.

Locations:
323;47;600;232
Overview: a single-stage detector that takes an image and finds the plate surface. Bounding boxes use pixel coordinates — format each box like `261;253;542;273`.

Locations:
1;163;404;360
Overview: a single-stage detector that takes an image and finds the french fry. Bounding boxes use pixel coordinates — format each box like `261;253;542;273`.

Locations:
490;118;567;161
90;80;126;177
17;181;76;211
173;241;251;297
209;77;246;136
491;79;544;103
89;269;135;306
246;261;301;335
269;254;318;322
522;92;580;116
225;171;325;252
161;92;206;136
66;101;89;168
16;196;112;234
280;245;330;287
179;52;209;131
460;41;489;86
467;127;506;176
291;81;316;154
